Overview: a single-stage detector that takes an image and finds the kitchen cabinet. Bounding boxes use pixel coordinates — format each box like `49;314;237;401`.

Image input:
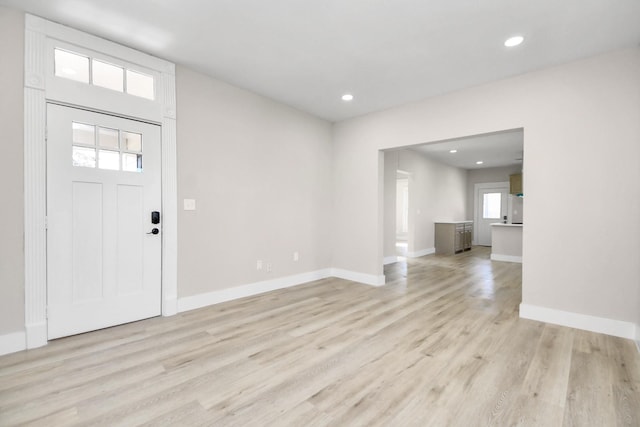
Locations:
435;221;473;255
510;173;523;195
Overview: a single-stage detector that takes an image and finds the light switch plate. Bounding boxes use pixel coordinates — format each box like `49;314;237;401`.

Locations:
183;199;196;211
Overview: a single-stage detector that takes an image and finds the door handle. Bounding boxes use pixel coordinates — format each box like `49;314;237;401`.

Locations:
147;228;159;235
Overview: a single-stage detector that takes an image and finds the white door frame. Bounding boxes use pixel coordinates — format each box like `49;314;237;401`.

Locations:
473;181;509;245
23;15;177;349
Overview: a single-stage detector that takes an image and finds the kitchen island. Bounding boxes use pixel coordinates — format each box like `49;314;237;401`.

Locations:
490;223;522;263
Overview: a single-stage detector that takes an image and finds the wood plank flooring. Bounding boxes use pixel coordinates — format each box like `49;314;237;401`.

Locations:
1;247;639;426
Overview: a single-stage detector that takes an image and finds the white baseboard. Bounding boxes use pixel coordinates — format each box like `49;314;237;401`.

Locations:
25;321;47;349
407;248;435;258
178;269;333;313
520;303;636;339
383;256;398;265
0;331;26;356
330;268;386;287
491;254;522;263
178;267;388;313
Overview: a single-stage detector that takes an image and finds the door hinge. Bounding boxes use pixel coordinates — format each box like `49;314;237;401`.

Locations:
44;216;48;229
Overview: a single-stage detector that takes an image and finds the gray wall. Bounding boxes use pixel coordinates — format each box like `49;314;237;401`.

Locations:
176;66;333;298
0;6;25;335
333;48;640;324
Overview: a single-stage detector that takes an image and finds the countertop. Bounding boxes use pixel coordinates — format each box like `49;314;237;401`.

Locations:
491;223;523;227
434;220;473;224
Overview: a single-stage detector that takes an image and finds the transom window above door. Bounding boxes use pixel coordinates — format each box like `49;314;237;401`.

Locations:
54;48;155;100
72;122;143;172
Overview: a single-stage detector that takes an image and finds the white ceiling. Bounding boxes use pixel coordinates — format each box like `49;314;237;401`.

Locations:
408;129;523;170
2;0;640;122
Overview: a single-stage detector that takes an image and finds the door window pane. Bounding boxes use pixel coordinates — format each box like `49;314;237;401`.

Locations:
72;123;95;145
54;49;90;83
92;59;124;92
72;146;96;168
98;127;119;149
126;70;154;100
71;120;144;172
483;193;501;219
123;132;142;152
98;150;120;170
122;153;143;172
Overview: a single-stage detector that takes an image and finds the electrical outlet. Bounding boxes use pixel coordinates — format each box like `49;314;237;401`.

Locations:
256;260;263;270
266;263;272;273
293;251;299;261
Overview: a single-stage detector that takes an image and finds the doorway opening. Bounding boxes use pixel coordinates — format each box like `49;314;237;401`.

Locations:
23;14;177;350
381;128;523;273
395;171;410;259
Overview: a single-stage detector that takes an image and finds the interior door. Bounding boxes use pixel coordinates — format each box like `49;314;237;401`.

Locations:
476;185;508;246
47;103;162;339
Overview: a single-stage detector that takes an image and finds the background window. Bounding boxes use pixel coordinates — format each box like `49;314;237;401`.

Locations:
483;193;501;219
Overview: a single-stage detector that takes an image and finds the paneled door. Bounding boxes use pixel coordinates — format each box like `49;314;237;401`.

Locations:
46;104;162;339
475;184;508;246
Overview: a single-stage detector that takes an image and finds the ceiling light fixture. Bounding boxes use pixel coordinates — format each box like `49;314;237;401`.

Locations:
341;94;354;101
476;161;484;165
504;36;524;47
449;149;458;153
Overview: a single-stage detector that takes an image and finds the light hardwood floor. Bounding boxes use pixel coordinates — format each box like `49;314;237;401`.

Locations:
1;247;639;426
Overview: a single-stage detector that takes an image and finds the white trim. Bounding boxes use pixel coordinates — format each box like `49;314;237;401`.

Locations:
23;14;177;348
490;254;523;263
520;303;636;339
178;269;332;313
161;107;178;317
383;256;398;265
330;268;386;287
407;248;435;258
636;325;640;353
24;23;48;349
178;267;389;313
0;331;27;356
25;321;47;349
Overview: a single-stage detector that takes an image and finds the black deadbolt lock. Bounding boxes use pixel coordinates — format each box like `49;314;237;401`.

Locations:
151;211;160;224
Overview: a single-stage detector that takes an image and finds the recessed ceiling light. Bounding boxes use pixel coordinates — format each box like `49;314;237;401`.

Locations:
449;149;457;153
341;94;354;101
504;36;524;47
476;161;484;165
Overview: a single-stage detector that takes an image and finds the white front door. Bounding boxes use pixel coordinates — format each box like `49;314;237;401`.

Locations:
47;104;162;339
475;183;508;246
